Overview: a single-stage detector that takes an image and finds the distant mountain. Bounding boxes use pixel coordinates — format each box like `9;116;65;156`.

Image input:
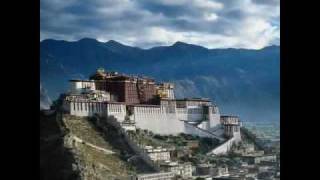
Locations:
40;38;279;122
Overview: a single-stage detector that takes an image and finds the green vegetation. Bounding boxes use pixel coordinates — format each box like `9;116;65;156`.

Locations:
76;143;134;177
152;132;219;154
195;137;220;154
50;94;66;110
40;112;61;138
131;129;221;165
127;128;172;148
63;115;115;151
62;114;136;177
195;178;205;180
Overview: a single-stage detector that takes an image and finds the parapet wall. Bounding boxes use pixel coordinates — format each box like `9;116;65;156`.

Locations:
208;131;241;155
133;106;185;135
105;103;126;122
66;101;105;117
64;100;224;138
221;116;240;125
185;122;217;138
208;137;235;155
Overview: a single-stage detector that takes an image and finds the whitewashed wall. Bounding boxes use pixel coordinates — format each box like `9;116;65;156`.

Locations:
133;106;185;135
187;107;204;121
64;100;225;139
167;89;175;99
68;101;105;116
197;121;209;130
70;81;95;94
106;103;126;122
209;113;221;129
208;137;235;155
184;122;217;138
176;108;188;121
176;106;220;131
208;129;241;155
176;107;203;122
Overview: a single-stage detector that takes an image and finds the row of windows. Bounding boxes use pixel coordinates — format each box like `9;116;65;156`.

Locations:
176;108;187;113
126;85;137;91
126;92;138;97
72;102;104;112
149;152;170;160
135;107;162;114
134;108;208;115
225;126;240;132
107;104;125;113
187;108;203;114
138;173;174;180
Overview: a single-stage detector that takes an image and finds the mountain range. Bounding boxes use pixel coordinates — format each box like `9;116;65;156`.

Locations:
40;38;279;123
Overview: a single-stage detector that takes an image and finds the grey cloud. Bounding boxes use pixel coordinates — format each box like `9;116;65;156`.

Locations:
252;0;279;6
135;0;205;18
40;0;280;49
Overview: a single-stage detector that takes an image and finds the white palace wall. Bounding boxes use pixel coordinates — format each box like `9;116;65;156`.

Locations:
133;106;186;135
65;99;223;138
183;122;224;139
132;105;222;137
208;133;241;155
105;103;126;122
208;137;235;155
209;113;221;129
66;101;127;121
176;108;187;120
70;81;95;94
197;121;209;130
187;107;204;121
67;101;105;117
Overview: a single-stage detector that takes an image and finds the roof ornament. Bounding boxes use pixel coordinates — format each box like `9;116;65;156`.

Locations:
97;67;105;74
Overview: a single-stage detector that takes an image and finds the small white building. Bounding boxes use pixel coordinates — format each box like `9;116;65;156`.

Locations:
134;172;175;180
63;99;105;117
69;79;96;94
242;154;277;165
210;166;229;177
144;146;171;162
121;120;136;131
160;161;193;178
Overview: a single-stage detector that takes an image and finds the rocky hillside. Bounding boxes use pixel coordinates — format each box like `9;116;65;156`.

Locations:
40;111;79;180
40;84;52;110
40;111;144;180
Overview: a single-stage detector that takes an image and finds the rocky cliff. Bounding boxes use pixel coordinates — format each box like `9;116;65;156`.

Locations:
40;111;137;180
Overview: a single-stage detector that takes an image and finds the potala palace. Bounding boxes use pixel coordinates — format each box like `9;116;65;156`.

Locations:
61;68;242;155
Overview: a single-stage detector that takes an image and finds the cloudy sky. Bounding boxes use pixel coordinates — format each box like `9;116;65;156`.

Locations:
40;0;280;49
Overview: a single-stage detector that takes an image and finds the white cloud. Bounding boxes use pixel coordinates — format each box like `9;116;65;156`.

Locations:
192;0;224;9
204;13;218;21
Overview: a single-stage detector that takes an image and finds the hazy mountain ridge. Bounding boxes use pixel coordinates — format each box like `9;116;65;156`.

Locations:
40;38;279;122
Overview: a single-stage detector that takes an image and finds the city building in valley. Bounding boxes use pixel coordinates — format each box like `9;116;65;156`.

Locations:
133;172;175;180
143;146;171;162
160;161;193;178
242;154;277;165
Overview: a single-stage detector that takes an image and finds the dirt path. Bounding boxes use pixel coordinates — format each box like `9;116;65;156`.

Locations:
71;135;115;155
